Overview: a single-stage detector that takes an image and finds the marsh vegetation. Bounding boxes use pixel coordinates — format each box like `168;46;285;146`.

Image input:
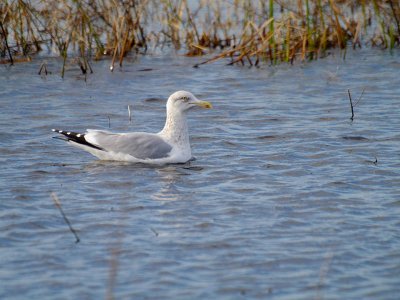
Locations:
1;0;399;72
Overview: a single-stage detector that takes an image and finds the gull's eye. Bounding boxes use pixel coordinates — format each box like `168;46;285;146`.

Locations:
180;96;189;102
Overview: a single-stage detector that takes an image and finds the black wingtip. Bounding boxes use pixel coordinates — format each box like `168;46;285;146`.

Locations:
52;129;104;151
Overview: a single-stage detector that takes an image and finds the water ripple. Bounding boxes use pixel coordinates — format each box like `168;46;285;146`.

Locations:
1;50;400;299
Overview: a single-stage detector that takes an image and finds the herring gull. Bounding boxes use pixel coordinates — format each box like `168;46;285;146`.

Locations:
52;91;212;164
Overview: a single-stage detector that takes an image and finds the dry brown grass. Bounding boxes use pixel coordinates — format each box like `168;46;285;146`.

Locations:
1;0;399;72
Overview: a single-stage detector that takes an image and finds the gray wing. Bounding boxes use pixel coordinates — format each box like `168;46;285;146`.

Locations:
86;130;173;159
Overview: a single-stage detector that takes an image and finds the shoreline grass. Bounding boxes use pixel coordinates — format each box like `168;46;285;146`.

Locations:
1;0;399;73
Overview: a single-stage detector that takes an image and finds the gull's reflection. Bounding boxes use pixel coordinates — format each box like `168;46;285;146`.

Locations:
81;159;203;202
151;162;203;201
82;160;139;173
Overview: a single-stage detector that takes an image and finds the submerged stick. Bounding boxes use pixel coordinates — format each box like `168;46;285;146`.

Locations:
348;88;366;121
51;192;80;243
347;89;354;121
150;227;159;237
38;62;48;75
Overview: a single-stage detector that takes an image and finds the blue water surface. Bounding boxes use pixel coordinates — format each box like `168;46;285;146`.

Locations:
0;50;399;299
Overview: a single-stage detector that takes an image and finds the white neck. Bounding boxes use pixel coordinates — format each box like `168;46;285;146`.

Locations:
160;109;190;146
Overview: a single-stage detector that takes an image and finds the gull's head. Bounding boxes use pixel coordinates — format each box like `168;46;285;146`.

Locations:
167;91;212;113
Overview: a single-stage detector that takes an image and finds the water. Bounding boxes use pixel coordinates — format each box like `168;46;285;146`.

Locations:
1;50;399;299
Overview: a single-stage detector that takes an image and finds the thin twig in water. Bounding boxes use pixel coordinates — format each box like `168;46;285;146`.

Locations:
354;87;366;106
51;192;80;243
150;227;159;237
347;89;354;121
38;62;48;75
128;105;132;124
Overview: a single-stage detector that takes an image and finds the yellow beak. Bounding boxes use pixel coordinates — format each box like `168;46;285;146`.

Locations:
194;100;213;109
